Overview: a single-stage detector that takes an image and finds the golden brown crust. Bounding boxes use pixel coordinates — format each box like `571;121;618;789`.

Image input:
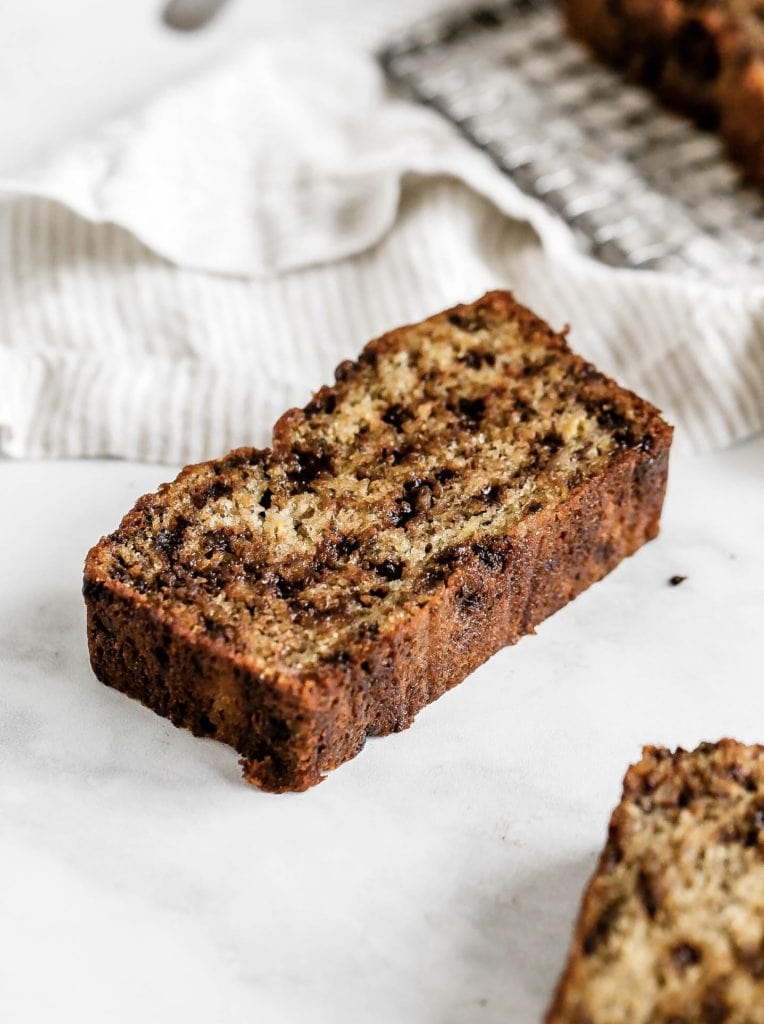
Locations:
83;291;672;791
547;740;764;1023
562;0;764;187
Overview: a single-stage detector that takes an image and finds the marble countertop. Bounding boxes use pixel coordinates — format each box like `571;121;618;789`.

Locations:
3;436;763;1023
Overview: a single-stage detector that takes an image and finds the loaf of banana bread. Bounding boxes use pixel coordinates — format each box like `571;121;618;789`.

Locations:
548;740;764;1023
562;0;764;187
84;291;671;791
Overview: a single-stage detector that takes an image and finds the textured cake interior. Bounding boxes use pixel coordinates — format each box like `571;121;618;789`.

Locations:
99;294;658;675
550;741;764;1023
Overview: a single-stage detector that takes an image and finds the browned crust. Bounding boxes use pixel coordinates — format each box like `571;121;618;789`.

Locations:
562;0;764;188
84;291;672;792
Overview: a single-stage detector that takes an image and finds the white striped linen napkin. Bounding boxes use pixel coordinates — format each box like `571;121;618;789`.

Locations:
0;35;762;462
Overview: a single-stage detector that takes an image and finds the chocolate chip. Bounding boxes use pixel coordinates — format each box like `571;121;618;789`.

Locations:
582;899;623;956
390;477;432;527
458;349;496;369
744;806;764;847
436;545;470;567
478;484;502;504
382;403;413;431
541;431;563;453
448;311;485;332
289;448;333;489
454;396;486;426
304;391;336;417
671;943;701;972
334;535;359;559
260;488;272;510
390;500;415;528
197;713;216;737
268;715;291;744
669;575;687;586
273;575;300;600
678;784;693;808
376;560;403;581
154;517;189;558
472;542;507;571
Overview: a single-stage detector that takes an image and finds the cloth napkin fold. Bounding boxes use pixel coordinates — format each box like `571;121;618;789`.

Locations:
1;33;762;462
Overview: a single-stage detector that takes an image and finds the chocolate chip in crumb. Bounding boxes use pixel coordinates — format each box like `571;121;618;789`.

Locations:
455;396;486;426
458;349;496;369
435;467;457;485
541;431;564;454
472;542;507;571
582;898;623;956
289;448;333;490
304;391;336;418
448;311;486;333
376;560;403;581
381;403;413;431
671;943;701;972
479;484;502;504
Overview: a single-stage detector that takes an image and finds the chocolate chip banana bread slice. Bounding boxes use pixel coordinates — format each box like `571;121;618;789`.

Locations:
548;740;764;1024
562;0;764;186
84;291;671;792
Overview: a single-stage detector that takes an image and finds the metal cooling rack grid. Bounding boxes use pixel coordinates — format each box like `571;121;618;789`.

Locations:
380;1;764;284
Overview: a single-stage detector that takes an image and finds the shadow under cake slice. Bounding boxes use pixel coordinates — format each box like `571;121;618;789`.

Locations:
84;291;672;791
547;740;764;1023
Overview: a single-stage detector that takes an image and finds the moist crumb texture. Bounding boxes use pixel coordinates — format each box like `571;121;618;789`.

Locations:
548;740;764;1024
83;291;672;791
562;0;764;186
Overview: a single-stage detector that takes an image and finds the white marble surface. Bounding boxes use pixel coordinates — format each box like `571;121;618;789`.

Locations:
2;436;763;1023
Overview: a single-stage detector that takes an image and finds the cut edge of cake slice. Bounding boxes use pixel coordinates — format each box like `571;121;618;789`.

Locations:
84;291;672;791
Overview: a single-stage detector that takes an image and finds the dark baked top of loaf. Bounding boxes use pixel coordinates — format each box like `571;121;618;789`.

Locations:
587;0;764;71
550;740;764;1023
87;292;664;677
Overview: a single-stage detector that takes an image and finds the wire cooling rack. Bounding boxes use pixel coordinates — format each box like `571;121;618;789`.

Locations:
380;1;764;284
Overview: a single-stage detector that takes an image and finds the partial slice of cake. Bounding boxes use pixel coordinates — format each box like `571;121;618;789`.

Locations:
83;291;671;791
548;740;764;1023
562;0;764;187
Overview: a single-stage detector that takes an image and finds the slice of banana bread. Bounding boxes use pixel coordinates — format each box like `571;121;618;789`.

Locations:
84;291;671;791
562;0;764;187
548;740;764;1024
